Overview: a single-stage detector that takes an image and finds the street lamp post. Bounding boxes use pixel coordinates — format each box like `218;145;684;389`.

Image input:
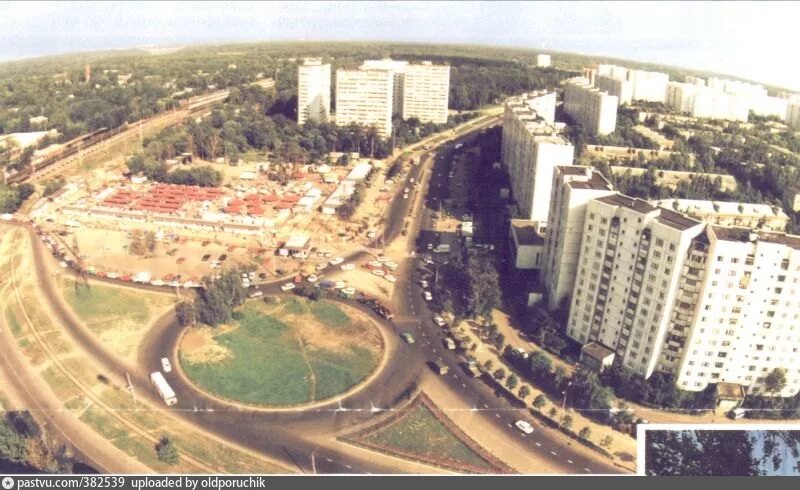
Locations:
311;446;320;474
560;381;573;427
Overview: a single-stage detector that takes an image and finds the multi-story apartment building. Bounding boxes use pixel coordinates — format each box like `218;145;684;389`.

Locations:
563;77;618;136
651;199;789;232
542;166;615;310
666;82;750;122
627;69;669;103
335;68;394;137
501;94;574;222
661;227;800;397
567;194;706;378
297;58;331;124
536;54;551;68
786;101;800;130
361;58;408;115
595;73;633;105
402;61;450;124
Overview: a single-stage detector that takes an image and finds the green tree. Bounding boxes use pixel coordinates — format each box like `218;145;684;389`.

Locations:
600;435;613;450
578;426;591;440
764;368;788;394
506;373;518;390
532;394;547;411
175;301;196;327
562;415;574;430
493;368;506;381
465;256;501;319
548;407;558;419
529;352;552;377
0;420;28;464
155;436;180;466
518;385;531;400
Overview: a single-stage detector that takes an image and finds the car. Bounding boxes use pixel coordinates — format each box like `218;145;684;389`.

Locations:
419;279;429;288
315;263;327;271
329;257;344;266
334;281;346;289
400;333;415;344
218;254;228;261
372;269;386;277
426;243;433;250
403;193;409;199
384;274;396;283
176;257;186;265
307;274;319;283
367;231;377;239
423;291;433;301
430;361;449;375
385;179;395;185
201;254;211;261
340;263;355;271
248;290;264;298
201;240;211;247
433;315;446;327
515;420;534;435
341;287;356;296
443;337;456;350
384;261;398;270
161;357;172;373
281;283;296;292
259;272;268;280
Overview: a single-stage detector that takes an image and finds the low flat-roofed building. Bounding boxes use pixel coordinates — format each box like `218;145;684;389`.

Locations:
509;219;546;269
580;342;616;373
651;198;789;231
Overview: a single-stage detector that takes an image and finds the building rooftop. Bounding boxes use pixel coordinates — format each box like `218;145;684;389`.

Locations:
716;382;746;401
651;198;787;219
559;166;614;191
511;219;545;246
581;342;616;362
655;208;703;231
595;193;658;214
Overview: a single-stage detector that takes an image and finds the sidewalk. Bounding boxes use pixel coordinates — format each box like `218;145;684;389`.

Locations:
452;312;638;467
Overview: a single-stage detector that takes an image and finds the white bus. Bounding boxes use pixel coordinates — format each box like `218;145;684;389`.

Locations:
150;371;177;406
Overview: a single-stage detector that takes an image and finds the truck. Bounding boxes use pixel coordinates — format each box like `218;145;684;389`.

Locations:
132;272;152;284
150;371;177;406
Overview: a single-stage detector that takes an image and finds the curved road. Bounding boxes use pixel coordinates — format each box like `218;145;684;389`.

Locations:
7;115;625;474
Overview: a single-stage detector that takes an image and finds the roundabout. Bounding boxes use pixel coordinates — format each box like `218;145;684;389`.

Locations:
176;297;389;409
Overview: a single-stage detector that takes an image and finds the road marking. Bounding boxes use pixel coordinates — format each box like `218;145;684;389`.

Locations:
567;460;573;465
507;423;512;428
344;465;353;469
483;403;489;409
584;468;591;473
520;433;526;438
325;458;333;462
461;383;466;388
535;442;542;447
550;451;557;456
495;413;501;418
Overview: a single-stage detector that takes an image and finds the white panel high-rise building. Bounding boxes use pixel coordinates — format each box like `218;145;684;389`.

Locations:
542;166;615;311
297;58;331;124
402;62;450;124
536;54;551;68
501;93;574;222
628;69;669;103
361;58;408;115
563;77;618;136
567;195;706;377
335;68;394;137
595;74;633;105
661;227;800;397
788;102;800;130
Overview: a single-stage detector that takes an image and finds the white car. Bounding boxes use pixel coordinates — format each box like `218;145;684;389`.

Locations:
307;274;319;283
281;283;296;292
369;260;384;268
315;263;327;271
419;280;429;288
248;291;264;298
433;315;446;327
515;420;534;434
423;291;433;301
341;287;356;296
372;269;386;277
334;281;346;289
161;357;172;373
340;263;356;271
385;274;397;283
384;261;398;270
329;257;344;266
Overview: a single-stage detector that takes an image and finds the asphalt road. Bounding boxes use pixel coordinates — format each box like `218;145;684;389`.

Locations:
5;114;625;474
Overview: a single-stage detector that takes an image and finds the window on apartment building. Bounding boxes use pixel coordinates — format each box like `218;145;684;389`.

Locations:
725;329;735;336
715;268;721;275
669;243;676;252
722;341;731;347
746;255;755;266
731;258;739;264
601;217;608;224
778;275;786;282
717;256;724;262
718;352;728;358
764;322;771;329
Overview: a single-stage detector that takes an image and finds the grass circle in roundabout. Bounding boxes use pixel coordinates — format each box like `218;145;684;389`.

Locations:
178;296;385;407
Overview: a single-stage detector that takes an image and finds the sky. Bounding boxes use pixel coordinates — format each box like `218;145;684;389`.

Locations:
0;1;798;90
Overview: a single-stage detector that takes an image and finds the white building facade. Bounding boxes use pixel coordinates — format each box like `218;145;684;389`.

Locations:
542;166;615;311
563;77;618;136
335;68;394;137
402;62;450;124
297;58;331;124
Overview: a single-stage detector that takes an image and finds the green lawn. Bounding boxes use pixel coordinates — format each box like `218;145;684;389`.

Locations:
60;279;172;334
359;400;495;472
180;300;381;406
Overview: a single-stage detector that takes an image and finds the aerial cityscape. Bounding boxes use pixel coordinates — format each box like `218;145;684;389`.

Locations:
1;0;799;481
